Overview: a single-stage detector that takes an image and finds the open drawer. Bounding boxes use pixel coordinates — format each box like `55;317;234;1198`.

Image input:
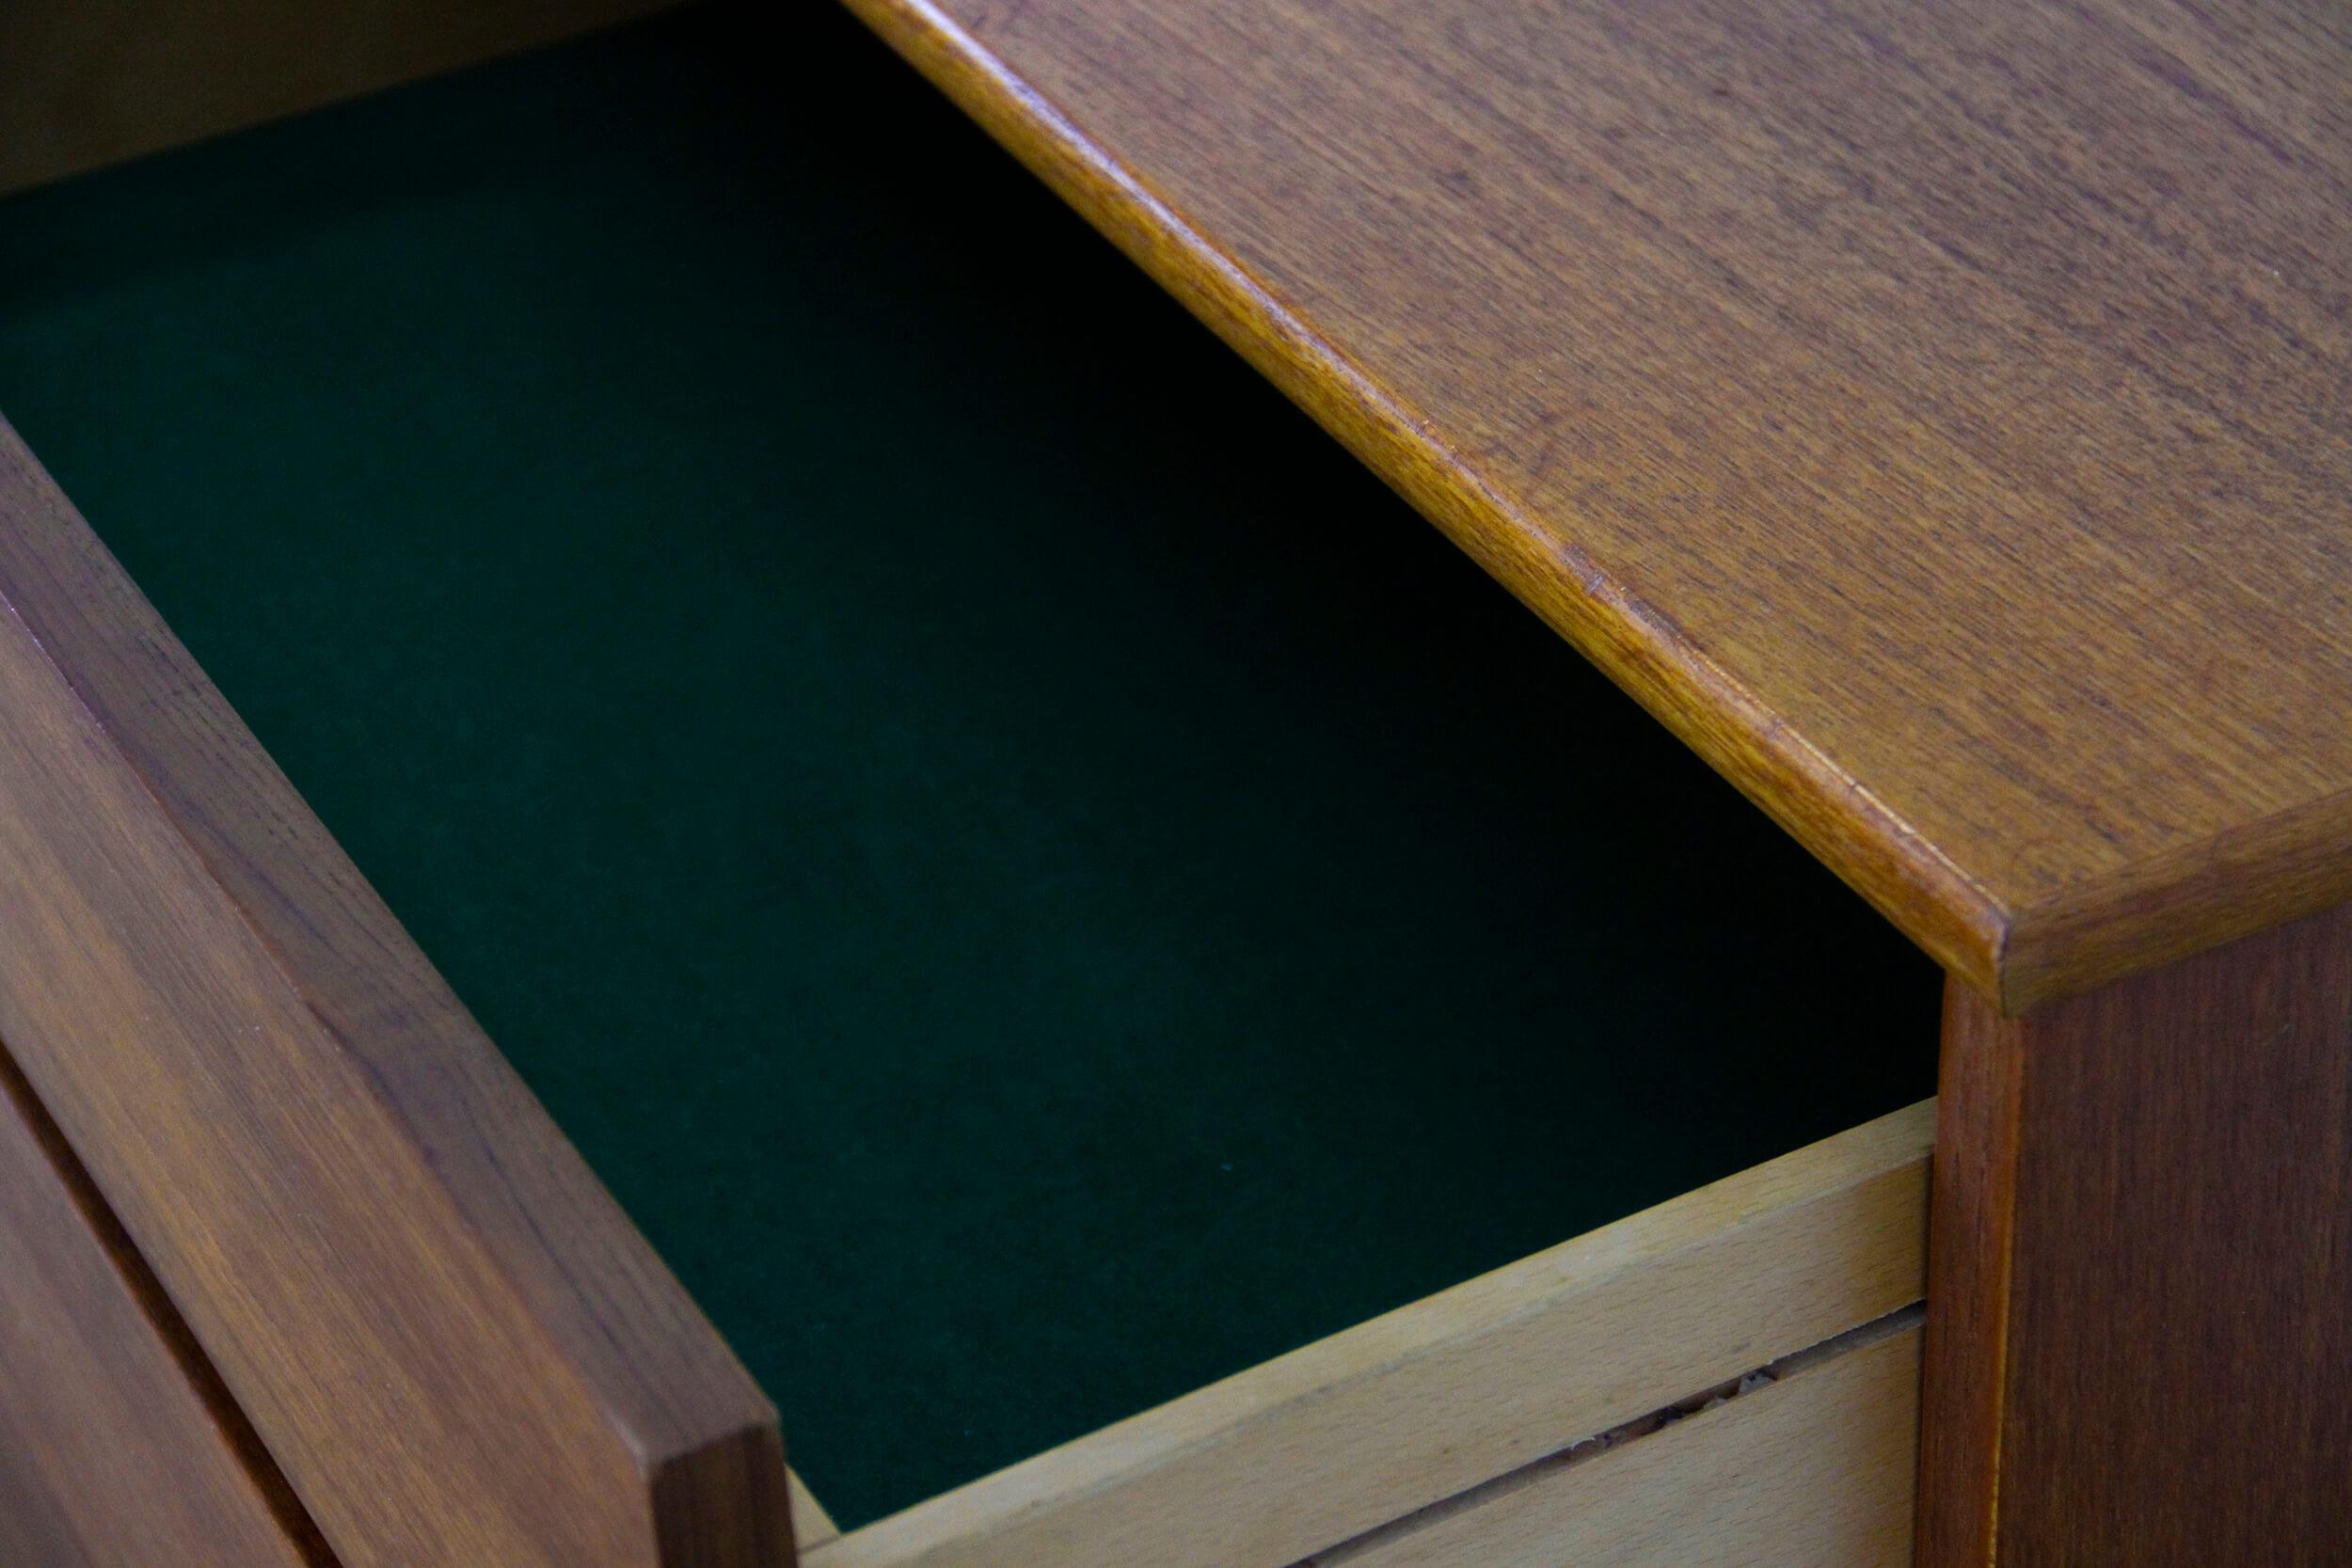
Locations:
0;4;1948;1565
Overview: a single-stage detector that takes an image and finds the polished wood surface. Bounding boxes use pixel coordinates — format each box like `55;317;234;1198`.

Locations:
846;0;2352;1009
0;0;680;196
1922;910;2352;1564
0;419;788;1565
816;1102;1931;1568
0;1048;324;1568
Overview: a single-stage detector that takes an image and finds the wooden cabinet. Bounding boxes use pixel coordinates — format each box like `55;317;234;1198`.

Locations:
1;2;2344;1564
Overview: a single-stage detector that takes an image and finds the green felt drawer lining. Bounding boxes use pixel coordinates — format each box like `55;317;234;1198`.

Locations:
0;1;1934;1528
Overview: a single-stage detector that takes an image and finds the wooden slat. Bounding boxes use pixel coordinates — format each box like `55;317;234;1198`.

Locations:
845;0;2352;1010
1313;1323;1920;1568
0;0;680;197
812;1101;1931;1568
0;1049;323;1568
0;428;787;1565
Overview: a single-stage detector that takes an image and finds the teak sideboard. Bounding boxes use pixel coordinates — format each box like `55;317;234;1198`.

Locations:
2;1;2347;1565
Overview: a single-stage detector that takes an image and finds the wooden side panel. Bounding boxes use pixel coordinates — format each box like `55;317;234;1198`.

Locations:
0;0;681;196
1311;1323;1921;1568
0;428;787;1561
814;1102;1932;1568
1921;905;2352;1565
0;1049;323;1568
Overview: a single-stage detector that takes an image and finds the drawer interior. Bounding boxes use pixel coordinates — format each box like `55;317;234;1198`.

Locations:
0;0;1936;1529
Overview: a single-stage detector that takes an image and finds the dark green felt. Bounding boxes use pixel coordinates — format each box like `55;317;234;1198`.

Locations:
0;2;1937;1528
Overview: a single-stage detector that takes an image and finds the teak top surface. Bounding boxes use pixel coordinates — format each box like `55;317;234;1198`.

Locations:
851;0;2352;1009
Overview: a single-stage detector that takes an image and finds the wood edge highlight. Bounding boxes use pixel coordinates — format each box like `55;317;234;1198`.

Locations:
834;0;2012;1000
809;1100;1934;1568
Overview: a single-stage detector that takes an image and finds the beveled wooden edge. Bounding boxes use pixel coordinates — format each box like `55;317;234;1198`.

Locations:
0;1044;327;1568
0;420;787;1565
810;1101;1932;1568
0;0;682;198
838;0;2352;1014
1998;788;2352;1011
1311;1318;1921;1568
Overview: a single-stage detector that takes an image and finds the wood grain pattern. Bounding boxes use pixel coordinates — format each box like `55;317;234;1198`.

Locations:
0;0;680;196
0;1046;326;1568
1310;1322;1921;1568
843;0;2352;1009
812;1101;1931;1568
0;427;788;1565
1921;907;2352;1564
